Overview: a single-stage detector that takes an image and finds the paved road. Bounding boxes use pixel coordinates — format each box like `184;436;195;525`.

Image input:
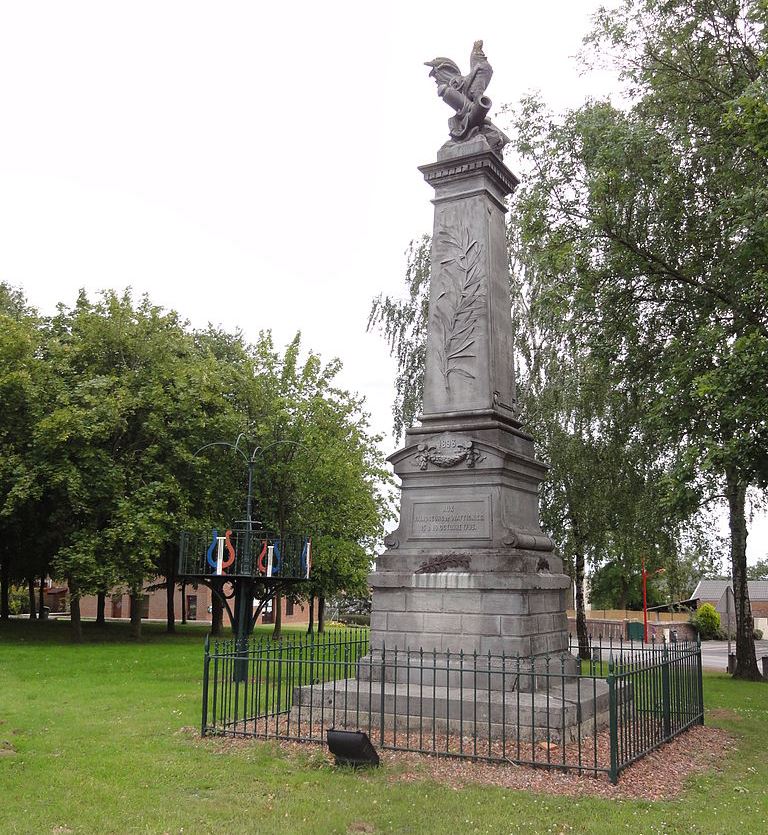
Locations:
701;639;768;671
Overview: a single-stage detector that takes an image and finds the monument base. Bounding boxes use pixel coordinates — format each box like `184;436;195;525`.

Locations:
370;564;571;658
291;675;611;745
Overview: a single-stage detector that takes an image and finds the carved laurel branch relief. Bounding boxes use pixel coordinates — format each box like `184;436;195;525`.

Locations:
414;440;485;470
433;226;484;390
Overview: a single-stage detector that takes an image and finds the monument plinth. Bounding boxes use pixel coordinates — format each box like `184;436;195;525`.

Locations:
368;132;571;662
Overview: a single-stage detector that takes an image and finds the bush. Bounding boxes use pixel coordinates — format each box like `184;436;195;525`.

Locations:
690;603;721;639
337;613;370;627
754;628;764;640
8;586;29;615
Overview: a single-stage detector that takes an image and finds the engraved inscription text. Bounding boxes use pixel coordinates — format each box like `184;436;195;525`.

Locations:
411;499;490;539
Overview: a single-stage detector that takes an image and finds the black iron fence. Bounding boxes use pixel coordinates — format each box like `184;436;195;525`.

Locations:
201;632;703;783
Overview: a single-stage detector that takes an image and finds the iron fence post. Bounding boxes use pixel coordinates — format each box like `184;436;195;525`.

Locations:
608;663;618;785
696;634;704;725
661;641;672;739
201;633;211;737
380;645;386;748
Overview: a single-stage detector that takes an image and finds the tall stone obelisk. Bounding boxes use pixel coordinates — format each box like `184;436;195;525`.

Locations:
369;42;571;662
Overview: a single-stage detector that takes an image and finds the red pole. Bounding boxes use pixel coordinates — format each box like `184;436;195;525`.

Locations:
642;555;648;643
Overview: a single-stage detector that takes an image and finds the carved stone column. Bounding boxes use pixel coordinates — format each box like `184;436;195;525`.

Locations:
369;134;571;661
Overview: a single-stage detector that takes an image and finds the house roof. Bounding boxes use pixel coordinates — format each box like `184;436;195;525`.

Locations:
691;579;768;602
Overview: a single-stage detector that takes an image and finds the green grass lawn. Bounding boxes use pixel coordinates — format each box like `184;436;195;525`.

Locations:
1;620;766;834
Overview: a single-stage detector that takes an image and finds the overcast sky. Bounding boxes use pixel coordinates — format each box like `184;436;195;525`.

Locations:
1;1;764;562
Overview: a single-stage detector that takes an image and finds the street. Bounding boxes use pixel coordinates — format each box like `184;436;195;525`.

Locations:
701;639;768;672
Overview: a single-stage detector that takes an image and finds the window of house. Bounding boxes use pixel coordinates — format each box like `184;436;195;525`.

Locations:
285;599;294;617
111;595;123;619
186;594;198;621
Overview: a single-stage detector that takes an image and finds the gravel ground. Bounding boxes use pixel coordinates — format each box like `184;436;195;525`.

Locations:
373;725;734;800
212;723;734;802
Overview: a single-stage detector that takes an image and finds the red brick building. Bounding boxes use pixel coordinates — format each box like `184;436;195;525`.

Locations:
74;581;316;627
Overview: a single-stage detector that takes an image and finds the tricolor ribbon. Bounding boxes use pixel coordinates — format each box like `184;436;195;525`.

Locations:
300;537;312;579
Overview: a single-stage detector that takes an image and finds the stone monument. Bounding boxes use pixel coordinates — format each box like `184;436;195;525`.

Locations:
295;43;608;741
369;41;571;662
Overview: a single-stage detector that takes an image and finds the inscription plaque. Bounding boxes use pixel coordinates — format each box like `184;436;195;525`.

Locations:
410;497;491;539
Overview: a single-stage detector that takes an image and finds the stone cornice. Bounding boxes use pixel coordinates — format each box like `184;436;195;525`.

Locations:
418;151;520;198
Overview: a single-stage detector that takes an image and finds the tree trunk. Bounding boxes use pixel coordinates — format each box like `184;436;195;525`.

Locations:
574;548;591;660
129;592;143;640
726;466;761;680
272;593;282;640
68;577;82;642
165;580;176;633
318;596;326;634
0;558;9;621
210;592;224;638
28;578;37;620
164;543;176;634
38;577;46;619
95;590;106;626
180;581;187;624
564;496;590;660
617;575;628;612
306;594;315;634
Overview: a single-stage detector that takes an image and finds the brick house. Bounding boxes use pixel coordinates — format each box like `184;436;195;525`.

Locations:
74;581;316;627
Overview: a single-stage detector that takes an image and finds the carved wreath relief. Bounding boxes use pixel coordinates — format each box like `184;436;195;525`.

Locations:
414;438;485;470
433;225;485;390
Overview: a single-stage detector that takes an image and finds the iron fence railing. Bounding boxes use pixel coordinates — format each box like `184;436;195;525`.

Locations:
200;631;703;783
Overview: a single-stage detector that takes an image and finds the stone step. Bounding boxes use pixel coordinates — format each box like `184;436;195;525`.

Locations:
289;677;616;743
354;652;579;692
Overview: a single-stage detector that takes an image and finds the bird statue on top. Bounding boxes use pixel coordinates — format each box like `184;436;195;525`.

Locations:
425;40;509;155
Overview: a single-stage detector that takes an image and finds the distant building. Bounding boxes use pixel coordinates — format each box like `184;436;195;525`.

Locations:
72;581;316;627
691;579;768;619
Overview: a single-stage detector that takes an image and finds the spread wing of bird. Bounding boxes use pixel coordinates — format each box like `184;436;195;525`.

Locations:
467;40;493;100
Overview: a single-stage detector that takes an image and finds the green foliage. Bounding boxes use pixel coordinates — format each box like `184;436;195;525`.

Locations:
747;558;768;580
7;586;29;615
508;0;767;678
691;603;722;640
0;287;392;629
0;283;49;601
589;561;664;611
336;613;371;627
368;236;430;440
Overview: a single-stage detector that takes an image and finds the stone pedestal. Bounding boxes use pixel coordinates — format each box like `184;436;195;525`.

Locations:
369;135;572;665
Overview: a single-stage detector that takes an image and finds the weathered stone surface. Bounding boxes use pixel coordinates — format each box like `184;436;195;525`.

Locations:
368;134;573;667
290;677;611;744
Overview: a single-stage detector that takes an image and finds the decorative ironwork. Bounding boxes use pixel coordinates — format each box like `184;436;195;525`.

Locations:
181;435;315;657
179;525;310;581
200;633;704;785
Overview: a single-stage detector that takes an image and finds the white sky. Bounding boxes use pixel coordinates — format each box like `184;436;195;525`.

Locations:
1;0;764;562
